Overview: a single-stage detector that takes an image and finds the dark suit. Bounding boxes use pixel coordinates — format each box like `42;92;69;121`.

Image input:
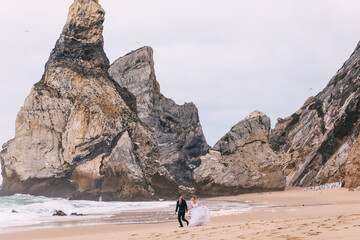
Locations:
175;199;189;227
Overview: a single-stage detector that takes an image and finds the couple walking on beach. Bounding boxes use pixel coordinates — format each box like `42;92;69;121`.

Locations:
175;194;210;227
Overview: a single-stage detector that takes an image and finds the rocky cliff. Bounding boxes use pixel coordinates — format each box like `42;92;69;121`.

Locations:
194;41;360;194
0;0;178;200
270;41;360;188
194;111;286;196
109;47;210;189
2;0;359;200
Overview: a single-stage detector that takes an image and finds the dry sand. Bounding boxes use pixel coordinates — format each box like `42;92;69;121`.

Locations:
1;188;360;240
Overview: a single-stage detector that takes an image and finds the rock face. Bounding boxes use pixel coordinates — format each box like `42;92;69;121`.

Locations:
196;41;360;192
2;0;359;200
194;111;286;196
270;41;360;188
344;136;360;188
109;47;210;188
0;0;177;200
193;39;360;193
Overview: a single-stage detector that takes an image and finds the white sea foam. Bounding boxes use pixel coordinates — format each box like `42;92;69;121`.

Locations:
0;194;263;234
0;194;172;233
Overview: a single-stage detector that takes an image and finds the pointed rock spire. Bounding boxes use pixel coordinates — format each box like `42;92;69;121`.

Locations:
45;0;109;76
109;46;210;187
0;0;178;200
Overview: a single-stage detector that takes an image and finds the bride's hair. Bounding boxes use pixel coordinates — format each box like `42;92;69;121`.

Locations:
192;196;197;200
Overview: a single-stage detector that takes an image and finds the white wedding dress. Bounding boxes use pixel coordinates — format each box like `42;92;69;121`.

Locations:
189;201;210;226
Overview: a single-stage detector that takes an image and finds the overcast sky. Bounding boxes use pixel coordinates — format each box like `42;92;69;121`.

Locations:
1;0;360;183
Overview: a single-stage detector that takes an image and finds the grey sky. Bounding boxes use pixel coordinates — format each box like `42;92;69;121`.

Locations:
1;0;360;184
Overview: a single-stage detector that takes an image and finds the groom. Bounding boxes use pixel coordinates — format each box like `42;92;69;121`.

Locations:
175;194;189;227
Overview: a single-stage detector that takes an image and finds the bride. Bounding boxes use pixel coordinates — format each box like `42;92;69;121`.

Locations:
188;196;210;226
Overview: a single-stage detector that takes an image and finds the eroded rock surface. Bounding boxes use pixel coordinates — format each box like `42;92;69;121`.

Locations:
0;0;177;200
270;42;360;188
194;111;286;196
109;47;210;188
2;0;359;200
344;135;360;188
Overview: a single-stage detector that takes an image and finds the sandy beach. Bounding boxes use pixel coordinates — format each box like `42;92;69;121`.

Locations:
1;188;360;240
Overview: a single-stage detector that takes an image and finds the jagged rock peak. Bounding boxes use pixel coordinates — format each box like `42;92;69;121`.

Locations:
245;110;266;120
45;0;109;76
109;46;210;188
120;46;160;95
270;40;360;188
194;112;285;197
66;0;103;44
109;46;160;121
0;0;178;200
213;112;271;155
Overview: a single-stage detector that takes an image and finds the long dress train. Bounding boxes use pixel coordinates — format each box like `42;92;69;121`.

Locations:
189;202;210;226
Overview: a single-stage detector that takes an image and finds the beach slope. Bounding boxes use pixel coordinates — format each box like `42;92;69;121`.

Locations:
1;188;360;240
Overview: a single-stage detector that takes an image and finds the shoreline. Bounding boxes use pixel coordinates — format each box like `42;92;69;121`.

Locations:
1;188;360;239
0;194;259;234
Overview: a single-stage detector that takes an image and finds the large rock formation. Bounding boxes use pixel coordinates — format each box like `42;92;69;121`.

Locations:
196;41;360;192
0;0;178;200
194;111;286;196
109;47;210;188
196;41;360;193
2;0;359;200
270;41;360;188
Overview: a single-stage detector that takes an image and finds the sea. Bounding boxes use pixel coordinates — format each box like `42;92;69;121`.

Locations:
0;193;265;234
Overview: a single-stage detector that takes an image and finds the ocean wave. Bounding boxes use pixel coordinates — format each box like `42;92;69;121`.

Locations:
0;194;173;233
0;194;262;234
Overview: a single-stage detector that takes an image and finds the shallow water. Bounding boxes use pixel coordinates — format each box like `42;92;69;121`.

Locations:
0;194;266;233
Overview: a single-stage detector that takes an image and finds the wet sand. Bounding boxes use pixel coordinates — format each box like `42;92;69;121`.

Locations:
1;188;360;240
